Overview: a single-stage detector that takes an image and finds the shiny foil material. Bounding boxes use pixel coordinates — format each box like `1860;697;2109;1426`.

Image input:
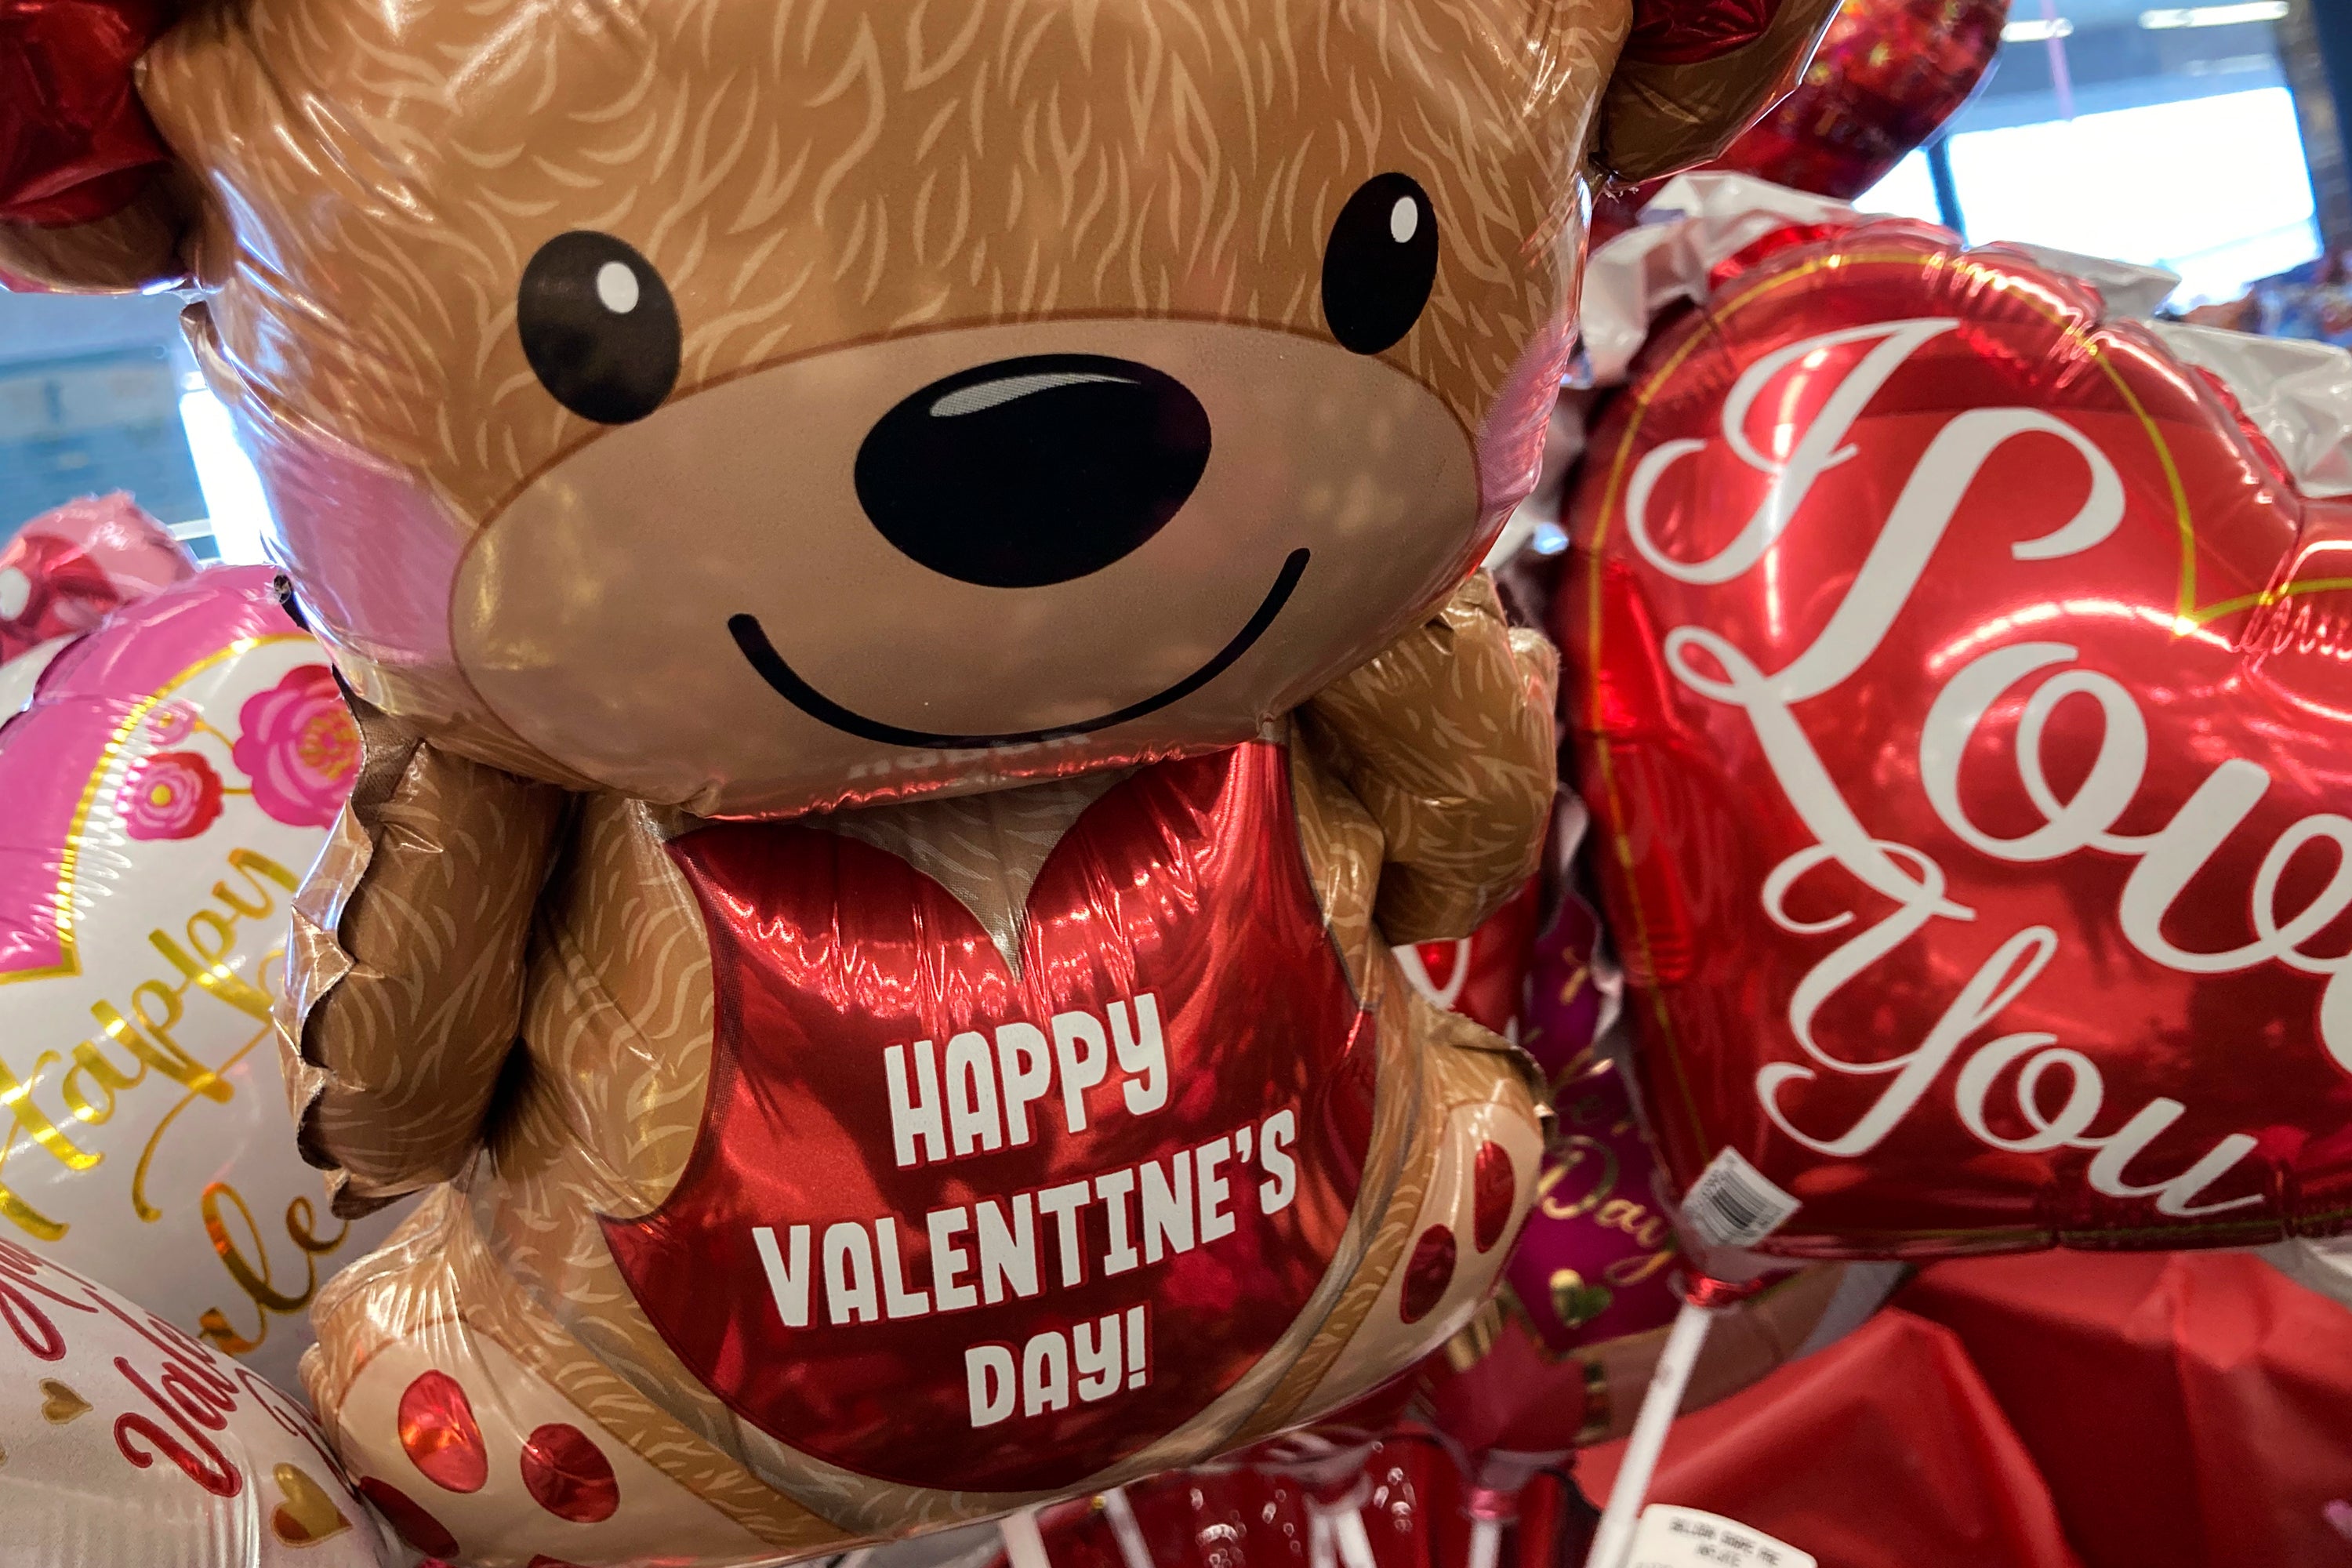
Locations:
0;568;404;1388
1712;0;2010;200
1507;834;1678;1356
1193;884;1551;1525
1396;877;1545;1044
2;2;1855;1562
283;579;1556;1568
1415;822;1888;1458
5;0;1838;812
136;0;1621;819
0;0;172;225
1413;849;1684;1354
1563;223;2352;1257
1600;0;1845;182
0;492;194;666
612;745;1376;1492
1625;0;1780;64
0;1212;401;1566
998;1432;1598;1568
1152;885;1549;1548
1510;1062;1680;1359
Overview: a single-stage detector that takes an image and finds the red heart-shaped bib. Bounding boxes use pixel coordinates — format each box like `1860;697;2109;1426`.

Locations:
1563;227;2352;1258
606;742;1374;1489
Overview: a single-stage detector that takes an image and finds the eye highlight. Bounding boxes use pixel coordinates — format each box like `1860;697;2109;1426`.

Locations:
1320;173;1439;357
517;231;681;425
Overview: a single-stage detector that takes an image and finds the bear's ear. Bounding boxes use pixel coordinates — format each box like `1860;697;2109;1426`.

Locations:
1595;0;1843;183
1;0;191;292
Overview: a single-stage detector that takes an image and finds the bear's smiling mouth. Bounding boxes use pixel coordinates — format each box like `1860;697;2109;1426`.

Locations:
727;548;1309;750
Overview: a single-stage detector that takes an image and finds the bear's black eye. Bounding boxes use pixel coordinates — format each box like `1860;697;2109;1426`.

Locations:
517;231;681;425
1320;173;1438;357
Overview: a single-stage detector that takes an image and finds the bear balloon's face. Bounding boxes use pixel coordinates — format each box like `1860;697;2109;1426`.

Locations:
149;0;1613;815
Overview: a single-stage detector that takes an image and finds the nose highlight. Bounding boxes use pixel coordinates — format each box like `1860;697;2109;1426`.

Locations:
854;354;1213;589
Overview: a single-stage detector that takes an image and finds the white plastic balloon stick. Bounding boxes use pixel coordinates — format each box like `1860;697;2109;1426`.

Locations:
1000;1508;1053;1568
1330;1497;1377;1568
1101;1486;1153;1568
1582;1298;1719;1568
1308;1504;1336;1568
1304;1489;1378;1568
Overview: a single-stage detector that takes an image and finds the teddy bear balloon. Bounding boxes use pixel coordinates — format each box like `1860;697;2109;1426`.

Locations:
2;2;1833;1564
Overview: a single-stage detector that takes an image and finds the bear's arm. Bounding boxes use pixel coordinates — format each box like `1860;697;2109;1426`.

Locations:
279;691;568;1218
1300;572;1558;946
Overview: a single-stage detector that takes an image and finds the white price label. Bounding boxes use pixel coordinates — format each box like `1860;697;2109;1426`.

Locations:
1628;1505;1814;1568
1680;1147;1801;1248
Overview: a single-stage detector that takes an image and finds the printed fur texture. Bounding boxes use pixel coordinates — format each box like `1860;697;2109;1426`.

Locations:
146;0;1611;510
125;0;1614;814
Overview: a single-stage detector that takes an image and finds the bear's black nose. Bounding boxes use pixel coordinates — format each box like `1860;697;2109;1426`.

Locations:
854;354;1213;589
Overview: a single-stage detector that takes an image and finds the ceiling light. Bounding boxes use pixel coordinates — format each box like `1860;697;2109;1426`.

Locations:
2140;2;2288;27
2003;16;2075;40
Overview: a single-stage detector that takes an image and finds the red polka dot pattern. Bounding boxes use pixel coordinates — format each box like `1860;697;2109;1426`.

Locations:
1398;1224;1457;1324
398;1370;488;1493
358;1476;459;1559
521;1421;620;1523
1472;1141;1515;1253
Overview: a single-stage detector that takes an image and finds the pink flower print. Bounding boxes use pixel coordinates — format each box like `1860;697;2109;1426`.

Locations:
120;750;225;840
145;702;198;745
231;665;359;829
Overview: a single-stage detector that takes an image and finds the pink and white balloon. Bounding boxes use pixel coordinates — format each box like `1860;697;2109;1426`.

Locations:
0;568;405;1388
0;1240;399;1566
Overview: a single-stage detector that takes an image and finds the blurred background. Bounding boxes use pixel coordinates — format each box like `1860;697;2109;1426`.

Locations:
0;288;252;562
1857;0;2340;303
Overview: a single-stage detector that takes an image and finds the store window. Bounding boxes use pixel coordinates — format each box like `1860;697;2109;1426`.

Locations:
1860;0;2322;304
1860;149;1947;226
0;289;274;561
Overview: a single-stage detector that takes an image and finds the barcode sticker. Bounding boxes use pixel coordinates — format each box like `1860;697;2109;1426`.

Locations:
1629;1506;1813;1568
1680;1147;1800;1248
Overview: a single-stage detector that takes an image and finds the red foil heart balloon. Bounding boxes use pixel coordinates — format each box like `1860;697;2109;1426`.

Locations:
1711;0;2009;199
1561;224;2352;1258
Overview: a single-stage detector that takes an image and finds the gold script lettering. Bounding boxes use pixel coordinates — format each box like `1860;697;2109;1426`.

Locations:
195;1185;353;1356
1595;1197;1671;1250
1537;1135;1619;1221
115;986;234;1103
216;849;299;912
60;1035;146;1126
150;928;276;1023
0;845;293;1243
0;1053;96;1174
1606;1247;1676;1287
